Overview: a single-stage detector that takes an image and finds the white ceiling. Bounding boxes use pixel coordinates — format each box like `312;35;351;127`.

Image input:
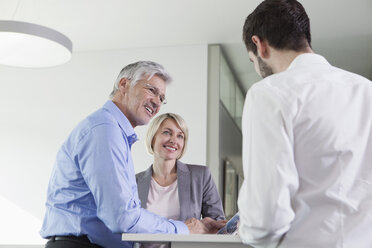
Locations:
1;0;371;91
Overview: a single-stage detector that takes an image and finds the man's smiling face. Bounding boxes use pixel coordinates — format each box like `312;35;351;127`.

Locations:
122;75;166;127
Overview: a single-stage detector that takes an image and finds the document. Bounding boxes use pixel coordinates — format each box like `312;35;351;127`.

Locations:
217;212;240;235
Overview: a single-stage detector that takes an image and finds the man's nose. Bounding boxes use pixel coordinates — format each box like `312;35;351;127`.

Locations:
150;98;161;113
152;95;162;106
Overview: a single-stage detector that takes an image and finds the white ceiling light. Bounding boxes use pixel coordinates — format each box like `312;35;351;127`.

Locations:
0;20;72;68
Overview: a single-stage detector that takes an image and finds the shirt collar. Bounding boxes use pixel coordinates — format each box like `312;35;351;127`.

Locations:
287;53;330;71
102;100;138;146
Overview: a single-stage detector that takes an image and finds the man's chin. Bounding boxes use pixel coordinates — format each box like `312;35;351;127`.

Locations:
140;115;153;126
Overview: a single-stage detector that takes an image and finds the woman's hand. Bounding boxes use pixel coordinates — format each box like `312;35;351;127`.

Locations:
185;217;227;234
201;217;227;234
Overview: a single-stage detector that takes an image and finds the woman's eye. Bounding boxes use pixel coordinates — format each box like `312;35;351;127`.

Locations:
178;135;184;139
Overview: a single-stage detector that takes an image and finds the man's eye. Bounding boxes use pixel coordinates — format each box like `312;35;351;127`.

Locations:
149;88;156;94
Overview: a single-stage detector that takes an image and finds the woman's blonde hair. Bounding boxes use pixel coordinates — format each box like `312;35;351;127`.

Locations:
146;113;189;159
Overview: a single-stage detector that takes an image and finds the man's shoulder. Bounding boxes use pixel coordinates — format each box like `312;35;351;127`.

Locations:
68;106;120;142
86;106;116;125
330;66;371;85
247;76;294;102
73;107;117;132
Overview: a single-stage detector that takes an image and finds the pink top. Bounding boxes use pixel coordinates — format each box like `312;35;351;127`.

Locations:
146;177;180;220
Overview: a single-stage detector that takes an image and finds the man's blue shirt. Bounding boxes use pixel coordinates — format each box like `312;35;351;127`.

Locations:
40;100;188;248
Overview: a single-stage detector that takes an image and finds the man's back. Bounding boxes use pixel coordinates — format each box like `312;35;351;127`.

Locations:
239;53;372;248
284;54;372;247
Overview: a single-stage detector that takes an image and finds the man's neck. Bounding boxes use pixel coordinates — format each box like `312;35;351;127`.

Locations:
111;98;136;128
270;47;314;74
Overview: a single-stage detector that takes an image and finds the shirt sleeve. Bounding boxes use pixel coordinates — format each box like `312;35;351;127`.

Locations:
237;85;299;247
201;167;225;220
74;122;188;234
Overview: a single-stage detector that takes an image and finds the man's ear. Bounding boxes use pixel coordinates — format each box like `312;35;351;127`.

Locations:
252;35;269;59
118;78;130;94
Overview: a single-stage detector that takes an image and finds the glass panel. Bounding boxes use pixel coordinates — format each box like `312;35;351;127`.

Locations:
219;53;244;131
224;159;237;219
219;55;235;117
235;87;244;129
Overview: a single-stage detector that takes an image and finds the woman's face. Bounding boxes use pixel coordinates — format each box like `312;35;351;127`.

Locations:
152;118;185;161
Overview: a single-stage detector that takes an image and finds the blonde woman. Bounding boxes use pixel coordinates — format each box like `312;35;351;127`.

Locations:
136;113;225;221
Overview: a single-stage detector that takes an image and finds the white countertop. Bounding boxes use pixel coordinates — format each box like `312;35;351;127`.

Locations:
122;234;242;243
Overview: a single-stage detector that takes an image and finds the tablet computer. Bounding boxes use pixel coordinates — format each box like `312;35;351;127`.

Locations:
217;212;240;235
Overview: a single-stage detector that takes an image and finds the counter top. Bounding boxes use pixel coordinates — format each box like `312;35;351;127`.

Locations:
122;233;242;243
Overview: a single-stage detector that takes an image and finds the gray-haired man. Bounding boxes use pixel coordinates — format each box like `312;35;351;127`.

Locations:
40;61;222;248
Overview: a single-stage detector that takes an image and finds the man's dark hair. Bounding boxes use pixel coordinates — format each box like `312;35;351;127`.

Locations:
243;0;311;55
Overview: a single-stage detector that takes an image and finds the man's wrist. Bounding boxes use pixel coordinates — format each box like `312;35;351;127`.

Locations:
170;219;189;234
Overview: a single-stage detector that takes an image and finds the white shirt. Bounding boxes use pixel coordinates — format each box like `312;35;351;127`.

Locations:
238;53;372;248
146;177;180;220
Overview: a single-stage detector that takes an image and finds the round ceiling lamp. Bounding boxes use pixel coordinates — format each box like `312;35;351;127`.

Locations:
0;20;72;68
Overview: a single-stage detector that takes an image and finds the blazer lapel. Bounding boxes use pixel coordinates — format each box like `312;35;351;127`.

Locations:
137;165;152;208
177;160;191;221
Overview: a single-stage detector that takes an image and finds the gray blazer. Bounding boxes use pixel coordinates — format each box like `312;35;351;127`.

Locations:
136;160;225;221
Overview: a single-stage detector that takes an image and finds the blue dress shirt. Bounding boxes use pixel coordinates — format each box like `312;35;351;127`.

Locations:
40;100;188;248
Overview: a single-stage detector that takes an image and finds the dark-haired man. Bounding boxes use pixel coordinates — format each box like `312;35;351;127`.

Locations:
237;0;372;247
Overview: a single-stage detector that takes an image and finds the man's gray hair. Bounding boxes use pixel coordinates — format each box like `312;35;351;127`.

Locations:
109;61;172;99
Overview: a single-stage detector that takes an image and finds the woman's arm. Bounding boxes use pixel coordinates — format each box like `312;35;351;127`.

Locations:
201;166;225;220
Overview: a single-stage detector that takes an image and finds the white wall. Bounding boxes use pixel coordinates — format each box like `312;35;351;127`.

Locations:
0;44;208;244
